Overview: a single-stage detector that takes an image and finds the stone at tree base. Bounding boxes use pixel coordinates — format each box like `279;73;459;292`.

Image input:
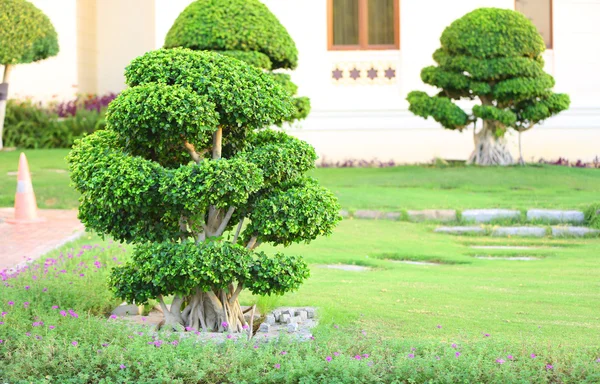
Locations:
383;212;401;221
462;209;520;223
299;311;308;321
290;316;302;324
265;315;276;325
552;226;600;237
353;210;383;220
111;303;140;316
281;314;291;323
492;227;546;237
408;209;457;222
259;323;270;332
306;308;315;319
434;226;485;235
287;323;299;332
526;209;584;223
272;310;281;322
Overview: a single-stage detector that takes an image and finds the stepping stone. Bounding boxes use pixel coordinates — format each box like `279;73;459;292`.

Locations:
491;227;546;237
551;226;600;237
340;210;350;218
383;212;401;221
462;209;520;223
527;209;584;223
353;210;382;220
470;245;537;250
475;256;539;261
435;226;485;235
394;260;440;266
322;264;370;272
408;209;457;222
112;303;140;316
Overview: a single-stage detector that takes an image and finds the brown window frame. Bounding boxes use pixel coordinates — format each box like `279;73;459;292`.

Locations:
515;0;553;49
327;0;400;51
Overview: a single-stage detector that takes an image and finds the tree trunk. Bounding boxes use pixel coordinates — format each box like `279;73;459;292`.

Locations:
0;64;13;150
467;121;514;166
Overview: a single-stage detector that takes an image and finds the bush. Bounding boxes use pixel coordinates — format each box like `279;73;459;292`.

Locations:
3;97;111;149
585;203;600;229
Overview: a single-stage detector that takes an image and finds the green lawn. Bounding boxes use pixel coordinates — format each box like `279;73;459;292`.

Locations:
1;149;599;210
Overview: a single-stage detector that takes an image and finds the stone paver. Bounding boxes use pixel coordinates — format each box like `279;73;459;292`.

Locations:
462;209;520;223
434;226;485;235
407;209;457;222
322;264;371;272
491;226;546;237
551;226;600;237
527;209;584;223
353;210;382;220
0;208;85;271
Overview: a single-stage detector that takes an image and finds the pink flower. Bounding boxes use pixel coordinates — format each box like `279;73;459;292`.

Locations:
507;355;514;360
362;354;369;358
25;332;31;337
7;301;14;306
253;345;259;349
119;364;126;369
226;334;233;339
109;315;117;320
595;358;600;363
334;352;340;357
242;324;249;330
496;359;505;364
49;325;55;329
23;302;29;308
546;364;553;370
35;335;42;340
326;356;332;362
484;333;490;337
274;364;280;369
530;354;537;359
354;355;361;360
333;324;339;329
25;286;30;290
437;325;442;329
51;306;59;310
1;312;6;317
42;288;47;292
60;311;67;317
71;341;78;346
280;351;287;355
221;321;228;328
141;317;146;322
455;352;461;358
408;354;415;359
451;343;457;349
171;340;179;346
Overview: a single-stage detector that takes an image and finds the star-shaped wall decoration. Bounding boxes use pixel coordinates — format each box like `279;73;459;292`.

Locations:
384;67;396;80
331;68;343;81
366;68;378;80
349;68;361;80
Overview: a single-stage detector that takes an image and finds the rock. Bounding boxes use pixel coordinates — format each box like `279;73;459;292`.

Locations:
272;310;281;322
281;314;291;324
407;209;457;222
265;315;276;325
290;316;302;324
306;308;315;319
491;226;546;237
299;311;308;321
353;210;383;220
527;209;584;223
259;323;270;332
111;303;139;316
293;308;301;316
552;226;600;237
383;212;401;221
340;210;350;218
462;209;520;223
323;264;371;271
434;226;485;235
287;323;299;333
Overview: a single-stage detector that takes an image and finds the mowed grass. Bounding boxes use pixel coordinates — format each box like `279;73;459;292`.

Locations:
1;149;599;210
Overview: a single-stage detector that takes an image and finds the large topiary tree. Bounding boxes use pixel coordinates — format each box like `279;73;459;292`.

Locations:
164;0;310;123
407;8;569;166
68;48;340;333
0;0;59;150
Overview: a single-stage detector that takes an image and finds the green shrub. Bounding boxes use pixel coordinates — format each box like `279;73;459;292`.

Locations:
585;203;600;229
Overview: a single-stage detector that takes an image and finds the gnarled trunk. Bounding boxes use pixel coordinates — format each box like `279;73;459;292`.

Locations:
0;65;14;150
468;121;513;166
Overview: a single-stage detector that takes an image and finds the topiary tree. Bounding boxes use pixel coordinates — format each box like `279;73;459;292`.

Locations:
164;0;310;123
407;8;570;166
0;0;59;150
68;48;341;333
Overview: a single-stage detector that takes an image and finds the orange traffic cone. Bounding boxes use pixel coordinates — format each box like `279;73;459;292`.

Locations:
6;153;45;224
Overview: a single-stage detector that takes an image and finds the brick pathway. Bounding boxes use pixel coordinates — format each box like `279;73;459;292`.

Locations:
0;208;85;271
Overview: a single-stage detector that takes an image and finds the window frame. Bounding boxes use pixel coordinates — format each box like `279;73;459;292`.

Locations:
515;0;553;49
327;0;400;51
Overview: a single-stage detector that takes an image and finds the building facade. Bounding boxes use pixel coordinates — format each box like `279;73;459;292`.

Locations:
6;0;600;162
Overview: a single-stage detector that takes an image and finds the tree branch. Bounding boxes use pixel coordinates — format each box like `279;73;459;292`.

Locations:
212;127;222;160
246;235;258;250
232;218;244;244
229;282;244;306
157;295;170;315
3;64;13;83
215;206;235;237
184;141;201;164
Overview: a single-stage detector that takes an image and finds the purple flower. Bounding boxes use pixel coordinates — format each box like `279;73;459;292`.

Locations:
242;324;249;330
530;353;537;359
141;317;146;322
1;312;6;317
137;332;143;336
411;347;416;351
221;321;228;328
408;354;415;359
25;332;31;336
35;335;42;340
546;364;553;370
32;322;41;327
253;345;259;349
326;356;332;362
595;358;600;363
496;359;505;364
71;341;78;346
60;311;67;317
354;355;361;360
455;352;461;358
437;325;442;329
280;351;287;355
79;273;85;277
361;330;367;336
362;354;369;358
25;286;30;290
484;333;490;337
43;288;47;292
226;334;233;339
109;315;117;320
185;326;193;332
7;301;14;306
333;324;339;329
49;325;55;329
0;340;3;343
23;302;29;308
51;305;59;310
119;364;126;369
451;343;457;349
171;340;179;346
334;352;340;357
274;364;280;369
102;343;109;347
435;356;440;360
507;355;514;360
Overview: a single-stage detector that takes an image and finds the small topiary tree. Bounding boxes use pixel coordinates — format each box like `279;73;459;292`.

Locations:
407;8;570;166
0;0;59;150
68;48;341;333
164;0;310;123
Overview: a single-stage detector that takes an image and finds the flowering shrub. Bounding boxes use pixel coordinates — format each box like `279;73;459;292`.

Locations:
55;93;117;117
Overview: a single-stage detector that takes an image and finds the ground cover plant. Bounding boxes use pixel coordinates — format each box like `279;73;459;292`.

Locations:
1;231;599;382
0;0;59;150
2;149;600;212
407;8;569;166
67;48;340;333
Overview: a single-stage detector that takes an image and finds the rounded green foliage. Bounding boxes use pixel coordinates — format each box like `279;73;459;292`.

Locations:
164;0;298;70
421;66;491;98
0;0;59;64
584;203;600;230
218;50;272;70
106;83;219;167
493;74;554;104
247;252;310;296
161;158;264;214
472;105;517;127
125;48;294;130
68;131;180;243
245;178;342;246
440;8;544;59
407;91;469;130
514;93;570;125
244;130;317;185
293;96;311;121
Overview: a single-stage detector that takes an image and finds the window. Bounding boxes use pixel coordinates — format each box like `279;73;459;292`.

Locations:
515;0;552;49
328;0;400;50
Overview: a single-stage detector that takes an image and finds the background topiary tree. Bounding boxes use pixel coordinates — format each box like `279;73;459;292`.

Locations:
407;8;570;166
68;48;340;333
0;0;59;150
164;0;310;123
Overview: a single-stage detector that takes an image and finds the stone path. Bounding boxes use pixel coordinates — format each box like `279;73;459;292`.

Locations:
435;225;599;238
0;208;85;271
